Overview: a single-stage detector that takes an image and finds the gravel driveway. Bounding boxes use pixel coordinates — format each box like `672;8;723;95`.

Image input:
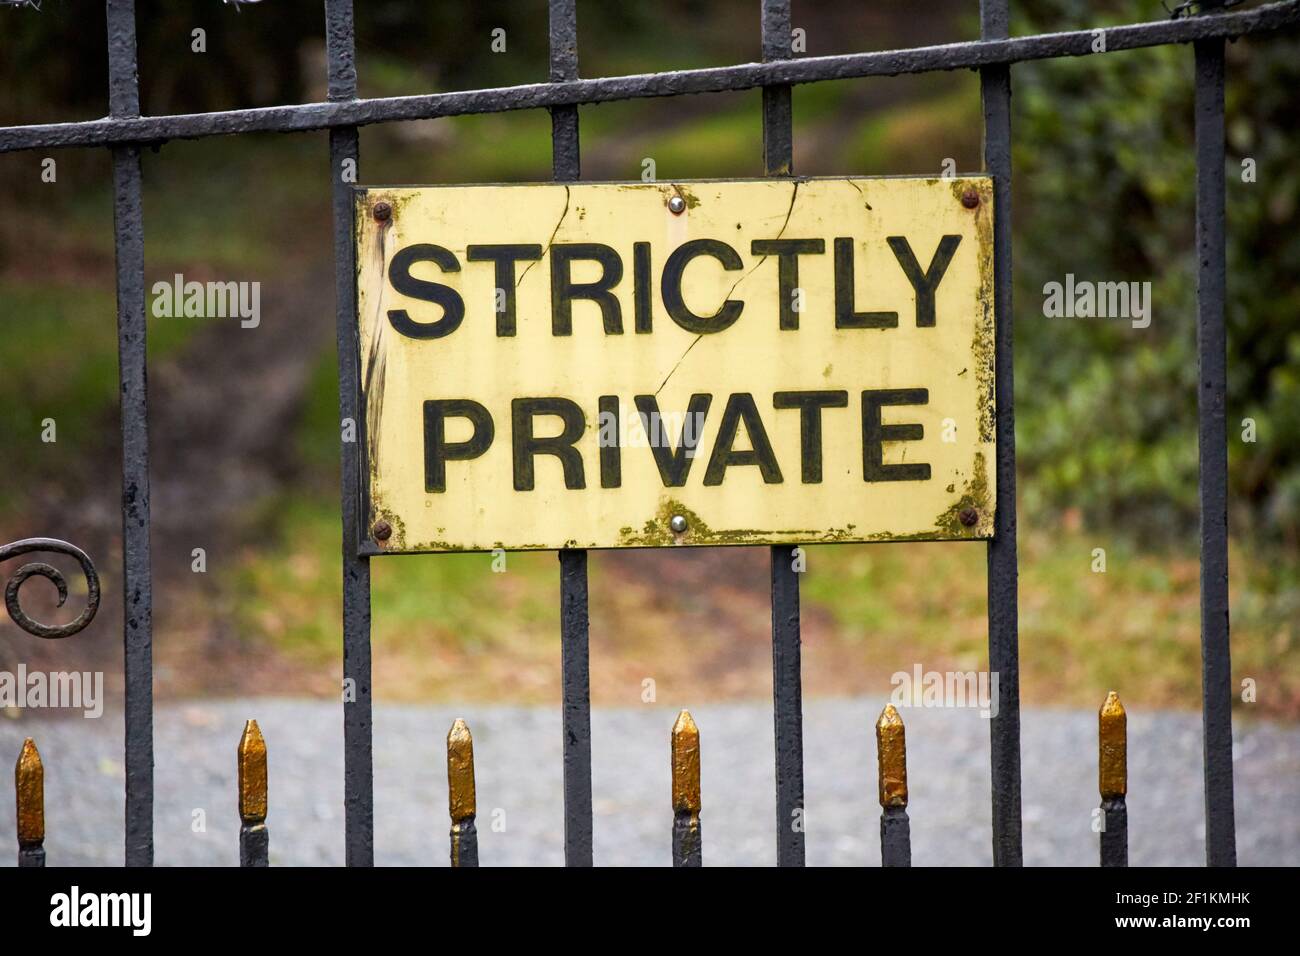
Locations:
1;698;1295;866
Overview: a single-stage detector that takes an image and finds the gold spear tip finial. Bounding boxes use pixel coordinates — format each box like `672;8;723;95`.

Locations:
447;718;477;823
238;719;268;825
15;737;44;846
672;708;699;739
671;709;701;814
1100;690;1126;721
1099;691;1127;800
877;703;904;731
876;704;908;808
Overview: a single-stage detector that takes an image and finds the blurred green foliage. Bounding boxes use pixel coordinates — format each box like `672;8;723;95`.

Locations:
1012;0;1300;542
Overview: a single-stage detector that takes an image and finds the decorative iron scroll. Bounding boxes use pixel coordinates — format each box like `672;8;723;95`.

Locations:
0;537;100;639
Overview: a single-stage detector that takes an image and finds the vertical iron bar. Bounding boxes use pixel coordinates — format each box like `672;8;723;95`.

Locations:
239;824;270;867
1100;800;1128;867
671;812;703;867
760;0;794;177
761;0;805;869
1193;35;1237;867
451;817;480;868
559;550;593;865
770;550;804;865
549;0;581;181
979;0;1023;867
880;807;912;867
549;0;593;867
106;0;153;868
325;0;374;867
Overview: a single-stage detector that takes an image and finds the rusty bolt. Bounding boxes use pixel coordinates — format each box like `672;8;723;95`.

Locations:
960;189;980;210
373;519;392;541
668;195;686;215
373;201;393;222
958;507;979;527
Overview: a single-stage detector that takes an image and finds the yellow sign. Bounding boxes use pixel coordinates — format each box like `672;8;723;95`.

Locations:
355;177;994;553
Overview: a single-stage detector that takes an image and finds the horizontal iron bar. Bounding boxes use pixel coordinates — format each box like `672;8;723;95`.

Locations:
1;1;1296;154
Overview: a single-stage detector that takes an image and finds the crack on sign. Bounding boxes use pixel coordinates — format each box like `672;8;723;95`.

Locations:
654;333;705;396
516;184;571;290
846;178;873;210
656;180;801;396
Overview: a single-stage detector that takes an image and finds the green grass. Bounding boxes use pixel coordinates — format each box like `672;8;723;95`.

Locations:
228;495;561;697
803;530;1300;718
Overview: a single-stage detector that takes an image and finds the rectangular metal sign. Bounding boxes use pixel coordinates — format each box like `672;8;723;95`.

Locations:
355;176;994;553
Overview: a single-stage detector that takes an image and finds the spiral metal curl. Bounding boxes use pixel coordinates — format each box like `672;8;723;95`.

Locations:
0;537;101;639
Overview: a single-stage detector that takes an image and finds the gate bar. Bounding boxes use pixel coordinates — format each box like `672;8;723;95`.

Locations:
5;2;1295;155
325;0;375;867
1193;34;1237;867
980;0;1024;866
761;0;806;868
106;0;154;869
550;0;594;867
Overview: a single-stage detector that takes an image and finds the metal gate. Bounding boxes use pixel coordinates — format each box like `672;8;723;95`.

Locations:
3;0;1297;867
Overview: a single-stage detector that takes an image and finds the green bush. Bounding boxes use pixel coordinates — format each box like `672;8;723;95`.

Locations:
1012;0;1300;542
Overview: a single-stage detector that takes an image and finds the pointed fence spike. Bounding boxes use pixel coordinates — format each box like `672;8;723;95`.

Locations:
671;709;701;815
876;703;908;808
1098;692;1129;867
1099;691;1127;800
238;719;268;825
447;718;479;867
876;705;912;866
15;737;44;849
237;719;270;867
671;709;703;866
447;718;477;823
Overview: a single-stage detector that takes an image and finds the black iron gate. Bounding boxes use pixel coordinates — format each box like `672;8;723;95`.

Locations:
3;0;1297;867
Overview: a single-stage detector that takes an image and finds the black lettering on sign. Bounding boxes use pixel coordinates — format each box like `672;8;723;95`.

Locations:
886;235;961;328
466;244;543;336
512;397;586;491
703;393;783;486
861;388;930;483
598;394;621;489
773;390;849;483
633;242;653;334
633;393;713;487
750;238;825;330
550;243;624;336
833;238;897;329
661;239;745;334
423;399;495;493
388;244;465;339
